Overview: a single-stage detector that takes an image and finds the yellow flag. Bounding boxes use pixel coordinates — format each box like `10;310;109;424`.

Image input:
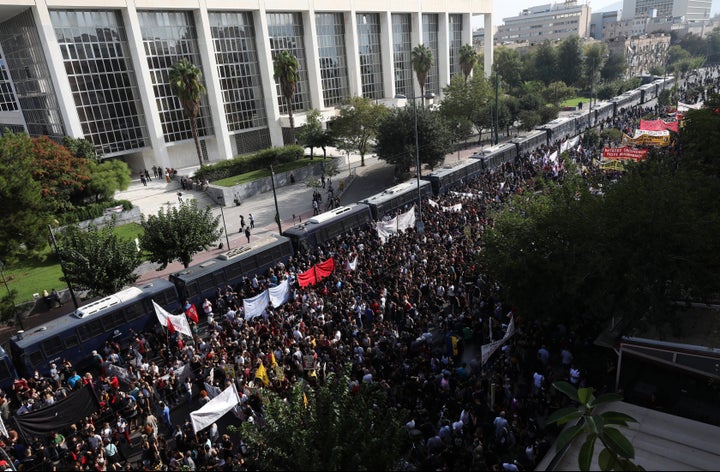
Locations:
303;392;309;409
270;352;278;367
255;362;269;387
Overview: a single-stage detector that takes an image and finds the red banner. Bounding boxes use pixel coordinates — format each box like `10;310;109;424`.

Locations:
602;147;648;161
639;119;678;133
314;258;335;283
184;303;199;323
296;257;335;287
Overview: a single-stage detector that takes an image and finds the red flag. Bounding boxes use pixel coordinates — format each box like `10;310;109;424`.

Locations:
297;268;316;287
166;317;176;334
314;257;335;282
185;303;199;323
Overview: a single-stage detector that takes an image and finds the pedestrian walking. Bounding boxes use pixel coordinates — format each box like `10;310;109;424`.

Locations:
244;227;251;243
140;174;147;186
239;215;245;231
144;169;151;181
249;213;255;229
177;192;183;204
152;165;158;179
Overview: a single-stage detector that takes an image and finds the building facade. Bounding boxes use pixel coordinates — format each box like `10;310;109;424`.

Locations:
495;1;591;45
606;33;671;78
0;0;493;171
621;0;713;23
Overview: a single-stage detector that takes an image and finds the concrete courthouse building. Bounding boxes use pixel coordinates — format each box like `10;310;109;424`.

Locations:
0;0;493;170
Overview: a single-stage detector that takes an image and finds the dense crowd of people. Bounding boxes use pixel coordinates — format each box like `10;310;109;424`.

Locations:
1;68;718;472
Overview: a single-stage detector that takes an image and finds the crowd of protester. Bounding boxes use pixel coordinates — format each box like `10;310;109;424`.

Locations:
0;68;718;472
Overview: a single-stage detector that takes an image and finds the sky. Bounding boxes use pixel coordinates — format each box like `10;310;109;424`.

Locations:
478;0;720;27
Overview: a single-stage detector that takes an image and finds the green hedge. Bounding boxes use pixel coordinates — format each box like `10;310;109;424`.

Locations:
58;199;133;225
194;145;304;182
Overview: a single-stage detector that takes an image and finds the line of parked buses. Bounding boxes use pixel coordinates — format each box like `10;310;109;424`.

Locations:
0;75;676;392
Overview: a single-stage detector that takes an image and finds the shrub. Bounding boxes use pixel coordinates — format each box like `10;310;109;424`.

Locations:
195;145;304;182
58;200;133;225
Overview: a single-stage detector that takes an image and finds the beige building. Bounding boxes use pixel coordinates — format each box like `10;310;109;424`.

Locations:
495;0;591;45
606;34;671;77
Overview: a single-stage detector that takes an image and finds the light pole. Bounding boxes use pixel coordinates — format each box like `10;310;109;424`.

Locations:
270;165;282;234
410;94;424;234
494;66;500;145
216;196;230;250
48;224;79;309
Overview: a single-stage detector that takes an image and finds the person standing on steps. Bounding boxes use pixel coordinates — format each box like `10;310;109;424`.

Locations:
249;213;255;229
244;227;251;243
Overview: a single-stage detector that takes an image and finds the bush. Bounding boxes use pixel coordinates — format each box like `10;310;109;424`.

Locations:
58;199;133;225
194;145;304;182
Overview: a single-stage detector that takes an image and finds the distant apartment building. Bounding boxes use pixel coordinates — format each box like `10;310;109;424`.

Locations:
590;11;620;40
621;0;713;22
495;1;591;44
606;34;671;77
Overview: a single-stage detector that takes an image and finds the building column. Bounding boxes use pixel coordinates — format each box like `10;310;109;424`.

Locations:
303;11;325;110
32;0;83;138
345;11;362;97
254;10;283;147
438;13;450;96
380;11;395;99
462;13;473;81
195;4;233;160
484;13;493;78
411;12;423;98
122;1;170;169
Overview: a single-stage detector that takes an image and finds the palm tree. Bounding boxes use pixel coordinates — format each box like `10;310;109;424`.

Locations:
169;59;206;168
273;50;301;144
458;44;478;83
411;44;433;107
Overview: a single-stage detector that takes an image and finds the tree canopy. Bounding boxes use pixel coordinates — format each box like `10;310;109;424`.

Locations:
0;132;52;263
169;58;206;168
57;219;141;296
273;50;301;142
331;96;388;167
240;371;408;471
140;199;222;269
411;44;433;105
375;105;452;175
32;135;92;212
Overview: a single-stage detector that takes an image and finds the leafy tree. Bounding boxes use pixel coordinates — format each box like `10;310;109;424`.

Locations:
240;371;407;471
63;136;100;162
331;96;388;167
494;47;523;89
140;199;222;269
543;81;577;105
583;43;609;91
680;104;720;177
557;35;583;87
0;132;52;263
547;381;643;471
518;81;546;111
441;75;478;144
299;109;325;159
169;59;207;168
273;50;301;143
57;219;141;296
538;104;560;124
533;40;558;85
375;105;452;174
458;44;478;83
601;53;627;82
498;95;519;136
411;44;433;107
518;110;541;131
32;135;92;213
80;159;132;203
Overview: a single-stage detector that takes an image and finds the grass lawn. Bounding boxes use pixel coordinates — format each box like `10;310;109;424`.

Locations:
5;222;145;305
214;157;328;186
560;96;588;108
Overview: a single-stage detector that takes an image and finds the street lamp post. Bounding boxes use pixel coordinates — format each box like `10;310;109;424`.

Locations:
216;196;230;250
410;94;424;234
270;165;282;234
48;225;79;309
494;66;500;145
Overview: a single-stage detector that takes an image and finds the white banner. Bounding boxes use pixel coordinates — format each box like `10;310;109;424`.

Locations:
103;362;133;385
397;206;415;231
160;362;192;382
0;415;7;438
442;203;462;213
450;191;481;199
481;316;516;365
345;255;358;272
633;129;669;138
153;300;193;337
204;382;222;400
190;383;241;433
268;280;290;308
243;291;270;319
427;199;439;208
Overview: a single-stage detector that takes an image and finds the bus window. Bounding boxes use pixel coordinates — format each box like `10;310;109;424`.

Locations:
64;335;79;350
29;350;44;369
0;359;13;384
41;336;64;358
124;303;144;321
224;262;244;281
78;319;104;341
104;311;126;330
197;274;217;293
